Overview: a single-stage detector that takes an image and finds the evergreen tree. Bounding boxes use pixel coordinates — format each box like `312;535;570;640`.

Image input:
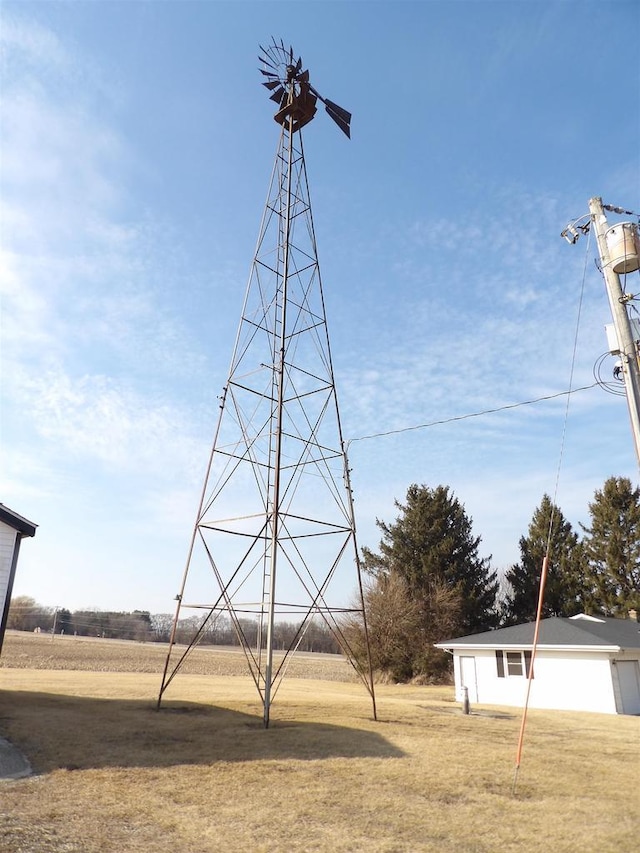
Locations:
504;495;585;624
362;484;498;636
581;476;640;616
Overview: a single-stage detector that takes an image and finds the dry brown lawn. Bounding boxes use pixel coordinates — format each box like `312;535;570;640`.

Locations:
1;631;638;853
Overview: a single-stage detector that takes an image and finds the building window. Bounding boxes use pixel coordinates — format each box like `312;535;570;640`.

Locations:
506;651;523;676
496;650;533;678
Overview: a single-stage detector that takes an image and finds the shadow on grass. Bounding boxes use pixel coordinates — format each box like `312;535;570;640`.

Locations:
0;691;404;774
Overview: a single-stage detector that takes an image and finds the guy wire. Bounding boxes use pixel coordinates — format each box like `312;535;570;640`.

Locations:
512;227;592;795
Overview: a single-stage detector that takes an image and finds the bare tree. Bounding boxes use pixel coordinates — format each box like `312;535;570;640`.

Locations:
343;573;460;683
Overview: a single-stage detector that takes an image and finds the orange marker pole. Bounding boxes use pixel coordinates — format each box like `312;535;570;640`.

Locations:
512;554;549;794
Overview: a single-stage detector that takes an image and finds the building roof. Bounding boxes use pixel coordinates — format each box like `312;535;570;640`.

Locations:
436;614;640;652
0;504;37;537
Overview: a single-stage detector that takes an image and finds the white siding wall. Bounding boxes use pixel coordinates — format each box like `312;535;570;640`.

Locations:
454;649;620;714
0;521;19;618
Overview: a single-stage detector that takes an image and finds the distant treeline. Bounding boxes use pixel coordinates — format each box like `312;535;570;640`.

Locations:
6;596;342;654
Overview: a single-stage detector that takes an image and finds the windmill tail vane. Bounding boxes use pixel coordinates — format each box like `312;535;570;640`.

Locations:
259;38;352;137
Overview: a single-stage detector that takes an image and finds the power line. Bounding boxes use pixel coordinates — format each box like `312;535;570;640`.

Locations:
347;383;599;446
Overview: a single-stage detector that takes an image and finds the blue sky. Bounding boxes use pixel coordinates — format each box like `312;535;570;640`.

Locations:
2;0;639;615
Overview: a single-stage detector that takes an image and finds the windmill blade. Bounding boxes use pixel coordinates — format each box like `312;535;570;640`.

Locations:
324;99;352;138
295;56;302;74
269;87;286;104
263;79;281;91
260;68;278;78
258;48;277;69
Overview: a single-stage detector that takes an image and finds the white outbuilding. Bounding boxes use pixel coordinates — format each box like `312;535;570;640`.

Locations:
0;504;37;654
436;613;640;715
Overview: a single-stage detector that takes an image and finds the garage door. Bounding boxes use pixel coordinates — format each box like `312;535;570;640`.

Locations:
615;660;640;715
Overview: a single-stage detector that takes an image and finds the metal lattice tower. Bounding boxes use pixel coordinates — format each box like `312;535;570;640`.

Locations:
158;40;376;727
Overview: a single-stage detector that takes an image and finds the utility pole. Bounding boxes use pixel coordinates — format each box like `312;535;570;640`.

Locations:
589;197;640;465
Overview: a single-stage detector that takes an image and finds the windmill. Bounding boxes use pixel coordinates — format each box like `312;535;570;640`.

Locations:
259;40;352;137
157;40;376;727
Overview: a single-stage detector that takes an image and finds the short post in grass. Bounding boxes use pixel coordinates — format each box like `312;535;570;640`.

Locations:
462;686;470;715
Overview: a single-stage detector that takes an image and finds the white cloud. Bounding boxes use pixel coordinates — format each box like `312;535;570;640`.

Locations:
1;16;212;570
1;12;213;468
1;14;69;70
